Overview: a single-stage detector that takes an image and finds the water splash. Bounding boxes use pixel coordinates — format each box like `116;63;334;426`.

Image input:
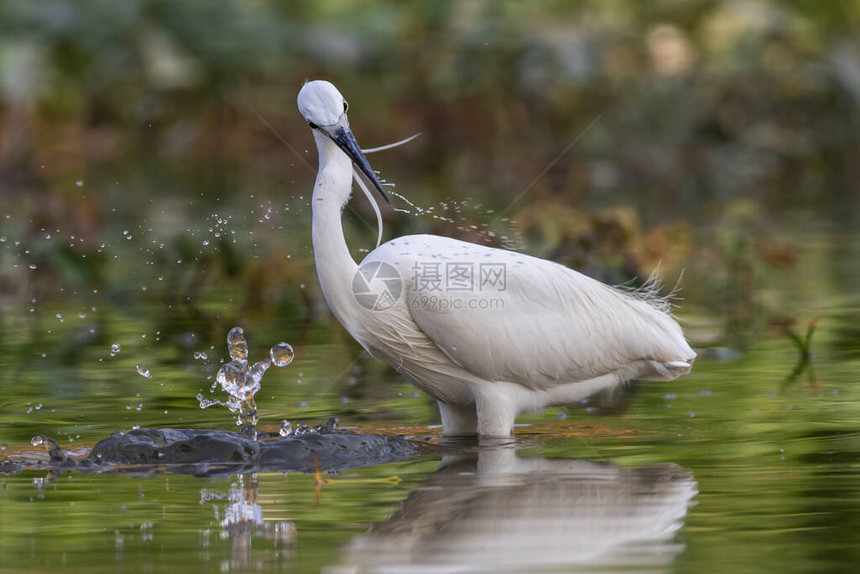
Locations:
136;364;152;378
386;191;523;248
198;327;295;441
278;416;339;437
278;420;292;437
110;343;121;357
214;473;297;564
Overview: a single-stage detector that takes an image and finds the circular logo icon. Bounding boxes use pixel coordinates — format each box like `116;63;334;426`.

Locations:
352;261;402;311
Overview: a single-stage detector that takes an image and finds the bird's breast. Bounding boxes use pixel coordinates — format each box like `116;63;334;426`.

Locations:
350;304;478;406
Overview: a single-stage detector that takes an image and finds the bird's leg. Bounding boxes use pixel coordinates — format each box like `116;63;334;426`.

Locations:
437;401;478;436
474;391;517;438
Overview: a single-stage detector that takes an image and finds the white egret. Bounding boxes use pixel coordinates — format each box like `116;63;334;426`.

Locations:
297;80;695;437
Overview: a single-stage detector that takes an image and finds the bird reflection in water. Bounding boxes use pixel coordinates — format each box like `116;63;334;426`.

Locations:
325;446;697;573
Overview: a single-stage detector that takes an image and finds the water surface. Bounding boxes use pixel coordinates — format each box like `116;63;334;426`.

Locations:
2;227;860;573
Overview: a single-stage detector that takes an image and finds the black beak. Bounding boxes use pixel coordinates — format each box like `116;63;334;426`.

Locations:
321;123;390;205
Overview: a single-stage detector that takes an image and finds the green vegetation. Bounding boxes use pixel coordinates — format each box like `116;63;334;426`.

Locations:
1;0;859;353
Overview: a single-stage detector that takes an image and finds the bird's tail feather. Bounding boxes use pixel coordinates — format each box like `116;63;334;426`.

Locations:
615;263;682;317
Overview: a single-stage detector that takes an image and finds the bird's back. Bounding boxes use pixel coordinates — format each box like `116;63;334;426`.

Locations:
363;234;694;391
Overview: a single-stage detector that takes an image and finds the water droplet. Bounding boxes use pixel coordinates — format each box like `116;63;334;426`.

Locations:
30;436;44;446
270;342;294;367
226;327;247;361
136;364;152;378
110;343;121;356
132;424;140;430
279;420;293;437
194;351;208;360
28;264;37;270
197;393;226;410
76;180;84;187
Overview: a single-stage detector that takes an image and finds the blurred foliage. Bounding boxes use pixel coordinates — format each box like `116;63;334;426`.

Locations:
1;0;860;359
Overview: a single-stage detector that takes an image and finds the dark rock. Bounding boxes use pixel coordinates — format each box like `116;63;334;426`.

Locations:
72;427;423;476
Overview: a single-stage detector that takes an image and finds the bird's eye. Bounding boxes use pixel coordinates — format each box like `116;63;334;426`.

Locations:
308;121;318;129
343;101;349;112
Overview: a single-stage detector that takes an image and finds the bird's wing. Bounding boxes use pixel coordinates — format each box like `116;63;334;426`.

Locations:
364;235;692;390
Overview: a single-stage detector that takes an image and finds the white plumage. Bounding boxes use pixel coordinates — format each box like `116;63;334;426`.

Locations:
298;80;695;437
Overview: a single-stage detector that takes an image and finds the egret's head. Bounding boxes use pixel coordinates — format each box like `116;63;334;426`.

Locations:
297;80;346;128
297;80;389;204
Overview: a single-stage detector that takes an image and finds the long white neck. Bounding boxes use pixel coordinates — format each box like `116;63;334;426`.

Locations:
311;131;362;334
